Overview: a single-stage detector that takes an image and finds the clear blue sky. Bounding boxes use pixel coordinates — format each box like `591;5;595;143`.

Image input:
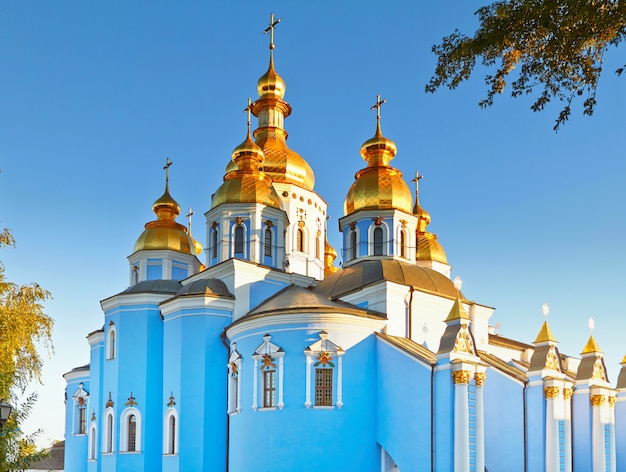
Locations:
1;1;625;446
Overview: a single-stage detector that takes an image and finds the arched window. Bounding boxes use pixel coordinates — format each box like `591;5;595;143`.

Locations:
350;230;357;260
373;227;384;255
264;228;272;257
103;408;114;453
88;424;97;460
400;231;406;258
212;228;218;258
163;408;179;454
315;234;321;260
127;415;137;452
119;408;142;453
234;225;244;255
296;228;304;252
106;325;116;360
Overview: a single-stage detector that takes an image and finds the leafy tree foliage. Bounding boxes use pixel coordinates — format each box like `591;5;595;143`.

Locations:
426;0;626;130
0;229;53;470
0;393;48;472
0;229;53;398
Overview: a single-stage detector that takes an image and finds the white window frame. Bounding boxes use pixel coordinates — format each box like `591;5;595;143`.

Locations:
252;334;285;411
119;407;142;453
103;407;115;454
232;223;247;258
349;227;359;260
88;423;97;461
106;324;116;360
304;331;344;409
294;226;308;253
397;226;408;259
227;346;242;415
163;408;179;455
369;222;389;256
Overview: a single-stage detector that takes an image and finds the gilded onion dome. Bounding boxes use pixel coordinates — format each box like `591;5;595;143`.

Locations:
212;101;281;209
134;163;196;255
324;236;340;277
414;188;448;265
344;98;412;214
248;14;315;191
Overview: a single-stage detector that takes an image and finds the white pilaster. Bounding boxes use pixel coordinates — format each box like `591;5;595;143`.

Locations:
278;356;284;410
453;370;470;472
304;354;312;409
591;394;606;472
545;386;560;472
475;372;486;472
252;357;258;411
564;388;573;472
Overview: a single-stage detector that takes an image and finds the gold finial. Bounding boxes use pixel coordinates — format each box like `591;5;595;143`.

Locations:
370;94;387;135
263;13;281;58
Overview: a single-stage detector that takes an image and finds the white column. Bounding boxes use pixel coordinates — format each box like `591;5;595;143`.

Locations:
336;354;344;409
252;357;258;411
564;388;573;472
453;370;470;472
278;356;284;410
304;354;312;409
545;386;561;472
475;372;486;472
610;396;616;472
591;394;606;472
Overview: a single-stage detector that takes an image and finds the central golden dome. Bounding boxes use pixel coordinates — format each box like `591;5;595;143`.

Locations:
247;31;315;191
344;119;412;214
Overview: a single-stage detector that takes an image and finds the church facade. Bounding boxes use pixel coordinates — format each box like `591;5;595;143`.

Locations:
63;16;626;472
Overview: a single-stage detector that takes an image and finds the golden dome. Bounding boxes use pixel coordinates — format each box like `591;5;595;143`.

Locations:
247;25;316;191
324;237;340;277
212;120;281;209
257;58;286;100
134;183;196;255
344;120;412;214
417;232;448;264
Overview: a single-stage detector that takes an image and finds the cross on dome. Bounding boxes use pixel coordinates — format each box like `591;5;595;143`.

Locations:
264;13;281;54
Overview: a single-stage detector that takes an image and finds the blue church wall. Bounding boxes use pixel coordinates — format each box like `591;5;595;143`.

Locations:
524;382;546;472
375;338;432;472
87;336;104;472
162;308;231;471
433;366;454;472
64;375;90;472
483;369;525;471
248;280;289;311
101;302;164;471
227;329;379;471
572;392;592;471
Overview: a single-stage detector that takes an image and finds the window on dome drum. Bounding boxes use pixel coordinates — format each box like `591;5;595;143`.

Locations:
127;415;137;452
350;230;357;260
263;370;276;408
315;234;321;259
296;228;304;252
264;228;272;257
400;231;406;258
77;405;86;435
315;368;333;406
234;225;244;255
212;228;218;258
373;227;384;256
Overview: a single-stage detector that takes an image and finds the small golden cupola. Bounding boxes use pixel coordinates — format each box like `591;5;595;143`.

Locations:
412;171;448;265
134;159;196;255
212;99;281;209
344;96;413;215
324;235;340;277
249;13;315;191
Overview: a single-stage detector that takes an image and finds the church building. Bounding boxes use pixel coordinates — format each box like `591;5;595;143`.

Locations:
63;14;626;472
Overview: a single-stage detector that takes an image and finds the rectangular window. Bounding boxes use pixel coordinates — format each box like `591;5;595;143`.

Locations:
78;407;86;435
263;370;276;408
128;415;137;452
315;368;333;406
264;229;272;257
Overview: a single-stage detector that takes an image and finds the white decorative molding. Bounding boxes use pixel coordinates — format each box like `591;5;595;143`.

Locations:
163;408;179;455
252;334;285;410
119;407;142;453
304;331;344;409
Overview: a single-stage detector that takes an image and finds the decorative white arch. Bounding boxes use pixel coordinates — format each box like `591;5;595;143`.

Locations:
163;408;179;455
119;407;142;453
